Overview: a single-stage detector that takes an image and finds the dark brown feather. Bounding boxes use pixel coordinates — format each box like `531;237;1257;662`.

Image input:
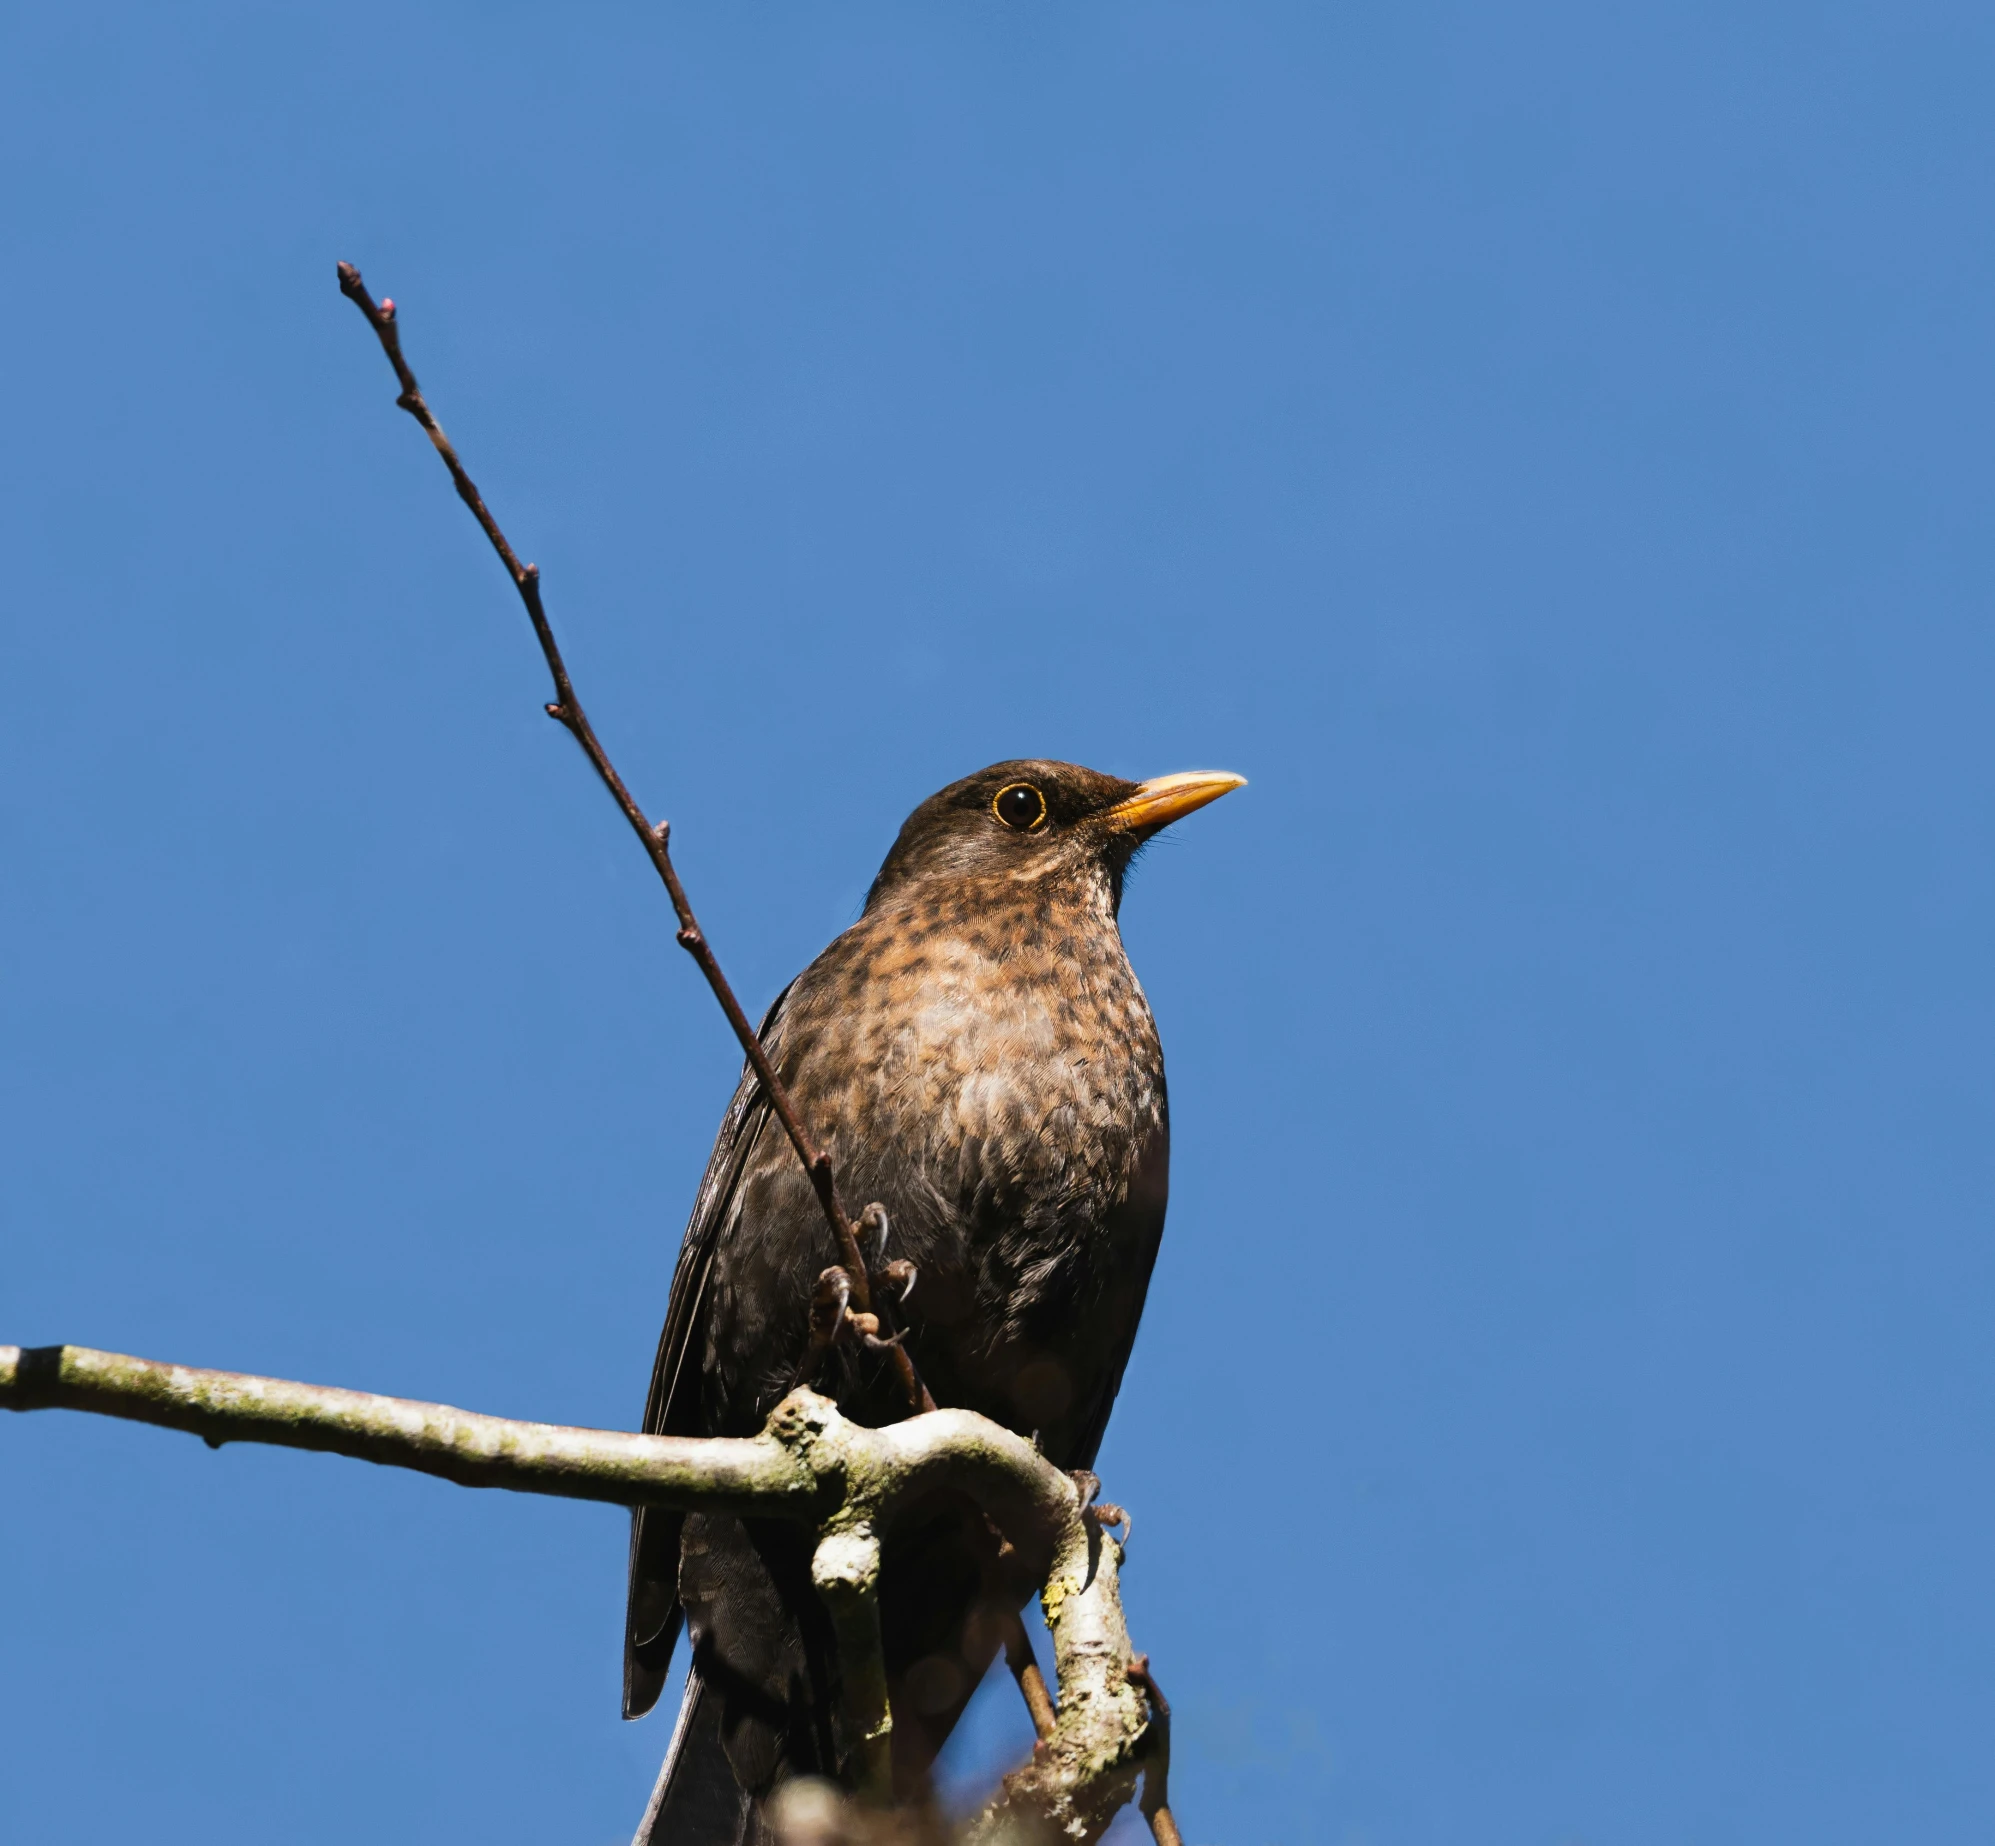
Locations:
625;760;1177;1826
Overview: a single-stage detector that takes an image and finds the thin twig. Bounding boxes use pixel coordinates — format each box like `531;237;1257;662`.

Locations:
1126;1655;1182;1846
1001;1610;1059;1741
333;262;930;1415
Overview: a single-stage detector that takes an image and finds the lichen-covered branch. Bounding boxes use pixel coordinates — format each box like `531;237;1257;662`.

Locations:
0;1343;818;1514
965;1509;1149;1845
811;1524;894;1801
2;1344;1170;1842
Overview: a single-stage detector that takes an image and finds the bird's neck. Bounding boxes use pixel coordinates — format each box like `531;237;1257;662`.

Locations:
880;860;1120;933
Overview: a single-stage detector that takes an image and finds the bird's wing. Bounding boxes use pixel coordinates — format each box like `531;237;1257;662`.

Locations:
622;984;793;1721
1062;1122;1172;1474
1063;1231;1161;1472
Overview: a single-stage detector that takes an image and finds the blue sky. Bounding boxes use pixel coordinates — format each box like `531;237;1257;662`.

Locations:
6;5;1995;1843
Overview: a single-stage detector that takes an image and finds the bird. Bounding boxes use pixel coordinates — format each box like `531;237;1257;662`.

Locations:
624;758;1243;1844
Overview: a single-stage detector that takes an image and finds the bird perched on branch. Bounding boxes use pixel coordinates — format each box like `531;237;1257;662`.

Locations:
625;759;1243;1844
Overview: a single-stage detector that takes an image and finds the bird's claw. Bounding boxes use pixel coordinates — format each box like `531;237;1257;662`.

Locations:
1068;1470;1131;1544
807;1267;854;1343
791;1268;857;1387
794;1263;912;1377
856;1205;917;1302
858;1201;891;1269
845;1310;906;1350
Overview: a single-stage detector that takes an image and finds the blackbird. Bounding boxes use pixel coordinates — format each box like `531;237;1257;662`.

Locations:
625;759;1243;1844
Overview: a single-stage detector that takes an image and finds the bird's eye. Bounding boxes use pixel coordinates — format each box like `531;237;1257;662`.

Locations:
992;783;1047;831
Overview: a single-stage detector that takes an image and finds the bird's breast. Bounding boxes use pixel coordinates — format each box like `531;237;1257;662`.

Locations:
862;928;1155;1152
758;879;1170;1452
782;886;1166;1230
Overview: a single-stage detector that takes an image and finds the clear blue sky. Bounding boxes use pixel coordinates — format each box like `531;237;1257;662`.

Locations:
6;6;1994;1843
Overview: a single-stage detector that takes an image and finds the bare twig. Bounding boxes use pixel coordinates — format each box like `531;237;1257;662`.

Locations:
1126;1655;1183;1846
1001;1610;1059;1741
332;262;931;1418
2;1343;1160;1841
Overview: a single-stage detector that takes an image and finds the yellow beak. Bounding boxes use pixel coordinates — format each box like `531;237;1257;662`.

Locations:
1100;769;1247;835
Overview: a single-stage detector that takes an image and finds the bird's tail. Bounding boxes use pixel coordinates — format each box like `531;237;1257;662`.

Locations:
632;1669;775;1846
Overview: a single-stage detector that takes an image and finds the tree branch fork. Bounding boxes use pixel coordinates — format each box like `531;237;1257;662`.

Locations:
2;1343;1163;1843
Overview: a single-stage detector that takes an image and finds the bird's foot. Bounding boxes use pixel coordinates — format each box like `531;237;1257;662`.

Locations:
857;1201;890;1269
1069;1469;1132;1544
793;1267;853;1386
857;1204;918;1304
791;1257;917;1390
843;1309;909;1352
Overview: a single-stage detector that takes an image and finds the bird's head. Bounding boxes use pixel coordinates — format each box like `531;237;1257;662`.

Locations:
866;759;1245;914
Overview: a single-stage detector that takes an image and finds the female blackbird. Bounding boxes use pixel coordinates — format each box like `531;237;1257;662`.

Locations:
625;759;1243;1843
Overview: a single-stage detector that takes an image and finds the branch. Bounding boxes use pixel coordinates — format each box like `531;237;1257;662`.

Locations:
0;1342;813;1513
1128;1656;1183;1846
4;1343;1162;1842
332;262;929;1415
964;1515;1150;1846
1002;1610;1059;1740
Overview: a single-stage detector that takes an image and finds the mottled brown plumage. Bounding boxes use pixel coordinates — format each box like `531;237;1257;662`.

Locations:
625;759;1241;1844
